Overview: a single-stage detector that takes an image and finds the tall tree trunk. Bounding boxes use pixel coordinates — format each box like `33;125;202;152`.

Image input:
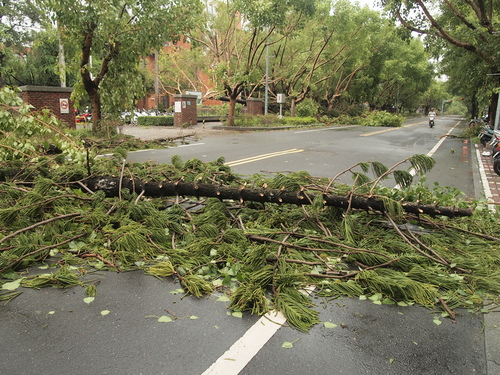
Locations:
57;23;66;88
490;92;499;129
89;88;102;132
290;98;296;117
227;97;236;126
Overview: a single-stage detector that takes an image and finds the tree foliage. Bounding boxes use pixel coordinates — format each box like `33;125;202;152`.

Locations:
35;0;202;133
190;0;317;125
0;0;42;87
383;0;500;119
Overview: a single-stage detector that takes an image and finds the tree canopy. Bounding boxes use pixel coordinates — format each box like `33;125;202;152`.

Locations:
6;0;495;125
383;0;500;119
34;0;202;132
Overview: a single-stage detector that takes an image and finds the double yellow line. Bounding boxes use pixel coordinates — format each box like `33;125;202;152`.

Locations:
225;148;304;167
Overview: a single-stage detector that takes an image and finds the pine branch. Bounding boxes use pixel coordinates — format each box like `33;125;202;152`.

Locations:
0;212;82;245
80;177;473;218
0;232;87;273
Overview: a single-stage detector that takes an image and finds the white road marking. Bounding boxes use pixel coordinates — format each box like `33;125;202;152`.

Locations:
176;142;206;148
393;121;459;190
294;126;353;133
360;122;422;137
201;311;287;375
475;145;495;211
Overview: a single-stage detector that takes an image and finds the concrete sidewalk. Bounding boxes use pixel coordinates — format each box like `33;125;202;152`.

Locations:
116;122;228;140
474;143;500;375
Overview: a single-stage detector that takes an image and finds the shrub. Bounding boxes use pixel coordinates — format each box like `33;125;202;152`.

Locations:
296;98;319;117
232;114;318;127
137;116;174;126
361;111;404;127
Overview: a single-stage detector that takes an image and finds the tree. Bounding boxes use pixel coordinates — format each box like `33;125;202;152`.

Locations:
438;38;492;118
38;0;202;133
371;38;433;112
190;0;316;126
1;28;78;87
259;0;370;116
313;2;392;114
383;0;500;120
420;80;448;114
157;42;216;101
0;0;42;87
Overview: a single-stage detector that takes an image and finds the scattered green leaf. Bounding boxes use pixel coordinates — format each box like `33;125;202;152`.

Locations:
2;279;22;291
158;315;173;323
169;288;184;295
83;297;95;304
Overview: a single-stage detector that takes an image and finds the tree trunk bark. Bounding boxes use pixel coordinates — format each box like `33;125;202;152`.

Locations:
57;23;66;88
227;96;236;126
89;88;102;132
290;98;296;117
81;177;473;217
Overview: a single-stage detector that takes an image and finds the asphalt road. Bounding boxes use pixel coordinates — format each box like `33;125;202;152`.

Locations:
2;116;499;375
126;116;475;195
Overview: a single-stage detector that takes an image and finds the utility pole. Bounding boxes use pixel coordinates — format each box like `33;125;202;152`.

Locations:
154;50;159;112
265;43;269;115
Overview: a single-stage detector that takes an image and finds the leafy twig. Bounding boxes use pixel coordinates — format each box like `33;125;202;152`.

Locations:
0;232;87;273
0;213;82;245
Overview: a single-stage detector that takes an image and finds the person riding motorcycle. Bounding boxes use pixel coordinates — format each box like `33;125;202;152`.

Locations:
428;108;436;127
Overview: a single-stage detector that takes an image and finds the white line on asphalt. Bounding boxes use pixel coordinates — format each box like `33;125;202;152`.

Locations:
360;122;421;137
176;142;205;148
393;121;459;190
474;145;495;211
201;311;287;375
294;126;353;133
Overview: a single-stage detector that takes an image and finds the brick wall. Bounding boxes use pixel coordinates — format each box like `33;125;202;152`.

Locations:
18;86;75;129
246;98;264;115
173;94;198;127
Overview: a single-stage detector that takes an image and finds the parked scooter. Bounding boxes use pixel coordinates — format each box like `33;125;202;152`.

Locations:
490;134;500;176
478;124;494;146
494;157;500;176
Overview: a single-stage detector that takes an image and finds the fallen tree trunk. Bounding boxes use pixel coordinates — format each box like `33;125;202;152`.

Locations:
80;176;473;217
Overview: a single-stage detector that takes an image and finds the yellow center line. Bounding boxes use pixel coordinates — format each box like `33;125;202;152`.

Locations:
360;121;427;137
225;148;304;166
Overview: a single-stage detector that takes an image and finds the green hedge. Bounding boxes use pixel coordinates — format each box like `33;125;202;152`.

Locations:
232;114;319;127
361;111;404;127
137;116;174;126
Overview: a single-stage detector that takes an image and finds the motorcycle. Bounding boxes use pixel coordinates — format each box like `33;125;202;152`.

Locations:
429;114;435;128
494;157;500;177
490;135;500;176
478;124;494;146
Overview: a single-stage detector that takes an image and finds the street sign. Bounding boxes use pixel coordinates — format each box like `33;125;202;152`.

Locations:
60;98;69;114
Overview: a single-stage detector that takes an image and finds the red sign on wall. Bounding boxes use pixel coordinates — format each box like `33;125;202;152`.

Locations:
60;98;69;114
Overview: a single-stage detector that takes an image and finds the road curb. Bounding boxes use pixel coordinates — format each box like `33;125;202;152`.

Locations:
473;143;500;375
